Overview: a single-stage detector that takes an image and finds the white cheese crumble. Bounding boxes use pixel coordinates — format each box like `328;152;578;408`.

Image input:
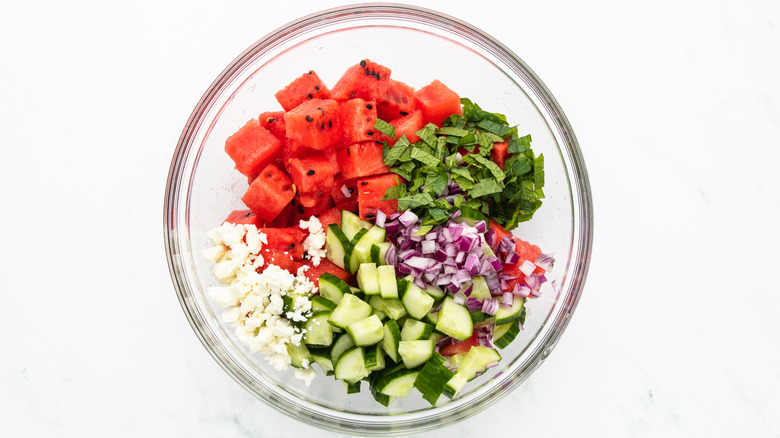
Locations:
299;216;326;266
202;222;318;385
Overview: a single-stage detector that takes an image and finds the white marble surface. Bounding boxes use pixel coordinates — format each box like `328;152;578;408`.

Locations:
2;0;779;436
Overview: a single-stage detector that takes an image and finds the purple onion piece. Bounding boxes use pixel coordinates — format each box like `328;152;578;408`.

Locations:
398;210;419;227
474;220;487;233
385;244;397;265
375;209;386;228
466;297;482;312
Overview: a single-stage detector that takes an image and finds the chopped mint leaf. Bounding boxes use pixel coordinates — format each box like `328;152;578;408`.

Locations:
374;118;396;139
469;178;504;198
398;192;435;210
508;134;532;153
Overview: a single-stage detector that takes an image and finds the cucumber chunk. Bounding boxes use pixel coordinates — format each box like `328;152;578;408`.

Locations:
310;294;337;312
309;347;334;374
370;242;392;266
377;265;399;299
330;333;355;363
328;293;373;329
381;319;401;363
325;224;351;269
287;341;312;369
493;320;521;349
318;273;350;305
356;263;380;295
375;366;420;397
353;225;387;265
400;319;433;341
344;228;368;273
399;278;435;320
364;344;386;371
398;339;434;368
303;311;333;347
495;296;525;326
346;314;385;346
341;210;372;240
435;297;474;341
414;352;455;404
335;346;369;384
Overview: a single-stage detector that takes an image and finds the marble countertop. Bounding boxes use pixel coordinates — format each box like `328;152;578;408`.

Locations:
2;0;779;436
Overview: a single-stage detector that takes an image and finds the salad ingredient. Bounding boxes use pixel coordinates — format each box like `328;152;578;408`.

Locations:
274;70;332;112
224;118;283;177
241;163;295;222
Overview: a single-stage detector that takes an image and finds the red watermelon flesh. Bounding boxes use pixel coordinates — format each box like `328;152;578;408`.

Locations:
258;111;287;141
314;207;342;230
414;79;462;127
224;118;283;176
390;109;424;144
222;209;263;228
491;141;509;170
241;163;295;222
265;202;297;228
260;247;303;275
502;236;545;291
274;70;331;112
330;59;391;102
258;227;306;260
357;173;403;220
301;258;350;287
288;155;336;194
296;189;331;209
299;193;334;218
331;177;358;213
339;98;379;145
378;79;416;121
337;142;389;180
284;99;341;150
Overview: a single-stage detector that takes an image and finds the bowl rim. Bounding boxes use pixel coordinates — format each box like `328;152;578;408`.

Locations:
164;2;593;435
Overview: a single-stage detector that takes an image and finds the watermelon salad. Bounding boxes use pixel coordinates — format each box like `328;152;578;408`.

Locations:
202;59;553;406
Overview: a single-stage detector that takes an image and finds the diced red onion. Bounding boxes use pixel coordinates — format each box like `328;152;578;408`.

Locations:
446;283;461;294
534;253;555;271
513;283;531;297
464;253;479;274
453;292;466;305
384;220;399;234
374;209;386;227
340;184;351;198
397;264;412;275
421;240;436;255
519;260;536;276
484;273;501;295
448;224;463;240
481;298;498;315
414;277;427;289
530;287;542;298
398;210;418;227
455;269;471;285
385;244;397;265
425;231;437;241
525;273;540;290
474;220;487;233
389;212;401;220
449;209;462;219
444;244;458;258
504;251;520;265
502;292;514;306
466;297;482;312
423;273;437;283
436;274;452;286
487;256;503;272
484;228;496;248
434;249;448;262
455;252;466;264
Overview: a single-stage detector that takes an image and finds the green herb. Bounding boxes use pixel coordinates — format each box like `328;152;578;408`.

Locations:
374;118;396;139
380;98;545;228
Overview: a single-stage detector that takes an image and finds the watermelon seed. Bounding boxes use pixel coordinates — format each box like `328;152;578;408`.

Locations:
375;74;381;81
366;213;375;219
328;121;332;128
366;104;373;109
314;85;320;90
305;115;313;122
400;111;408;116
307;170;315;176
364;67;370;76
361;181;369;186
320;123;325;130
349;188;354;194
307;93;313;99
267;117;276;123
360;60;367;67
297;206;304;214
366;131;374;136
287;244;296;251
291;199;296;206
308;70;313;74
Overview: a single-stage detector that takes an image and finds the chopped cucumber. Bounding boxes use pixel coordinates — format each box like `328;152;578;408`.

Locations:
335;346;369;384
468;276;492;300
377;265;399;299
287;341;312;369
318;273;350;305
364;344;386;371
310;294;337;312
413;353;455;404
399;278;435;320
356;263;380;295
328;293;373;329
325;224;350;269
400;319;433;341
370;242;392;265
368;295;407;320
330;333;355;363
346;314;384;346
435;297;474;341
443;346;502;398
344;380;362;394
309;347;334;374
398;339;434;368
424;284;446;302
495;296;525;326
352;225;387;265
341;210;372;240
344;228;368;273
374;365;420;397
303;311;333;347
381;319;401;363
493;320;521;349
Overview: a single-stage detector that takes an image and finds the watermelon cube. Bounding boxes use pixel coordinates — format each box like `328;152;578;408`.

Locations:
378;79;416;121
414;79;462;127
491;141;509;170
337;142;389;180
330;177;358;213
300;257;350;287
258;111;287;141
258;227;307;260
357;173;403;220
275;70;331;112
296;190;331;209
315;207;342;230
284;99;341;150
224;119;283;176
288;155;336;194
390;109;425;144
241;163;295;222
330;59;391;102
222;209;263;227
339;98;379;145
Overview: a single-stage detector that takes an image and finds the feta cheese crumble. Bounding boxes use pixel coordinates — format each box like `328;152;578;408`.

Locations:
299;216;327;267
202;222;318;384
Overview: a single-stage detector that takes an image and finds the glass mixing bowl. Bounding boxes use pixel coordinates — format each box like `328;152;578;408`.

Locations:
164;3;592;435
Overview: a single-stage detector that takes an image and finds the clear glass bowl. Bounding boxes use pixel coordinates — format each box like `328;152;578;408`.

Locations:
164;3;592;435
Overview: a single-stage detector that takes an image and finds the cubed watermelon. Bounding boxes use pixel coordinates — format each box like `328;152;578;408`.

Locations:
288;155;336;194
261;247;304;275
222;209;263;228
274;70;331;111
298;193;334;218
337;142;389;180
330;59;391;102
284;99;341;150
491;141;509;170
224;119;283;176
339;98;379;145
242;163;295;222
330;177;358;213
390;109;425;144
301;258;350;287
357;173;402;220
378;79;416;121
314;207;342;230
259;227;306;260
258;111;287;141
414;79;462;127
266;201;298;228
296;189;331;209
